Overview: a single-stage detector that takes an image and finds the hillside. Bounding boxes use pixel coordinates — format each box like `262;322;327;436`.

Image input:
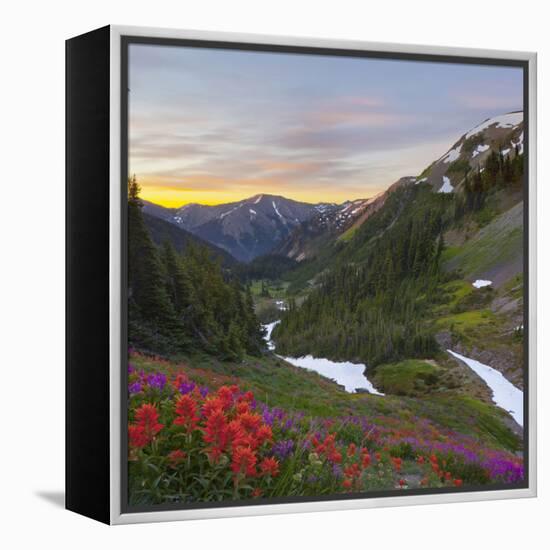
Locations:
272;111;525;392
143;212;238;268
126;112;526;506
274;197;373;261
144;194;321;262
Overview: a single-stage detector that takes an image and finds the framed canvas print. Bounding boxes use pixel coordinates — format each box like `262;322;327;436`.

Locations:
66;25;537;525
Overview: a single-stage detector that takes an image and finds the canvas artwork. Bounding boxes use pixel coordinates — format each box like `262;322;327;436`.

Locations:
123;40;528;511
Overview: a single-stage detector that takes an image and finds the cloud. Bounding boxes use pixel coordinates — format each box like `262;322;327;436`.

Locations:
128;44;523;205
453;93;522;111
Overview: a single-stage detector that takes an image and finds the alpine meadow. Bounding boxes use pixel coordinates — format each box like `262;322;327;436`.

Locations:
125;43;526;508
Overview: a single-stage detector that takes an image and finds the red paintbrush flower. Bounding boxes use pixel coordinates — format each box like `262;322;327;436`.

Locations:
242;390;255;402
344;463;361;478
237;411;262;433
174;394;198;430
203;408;230;453
202;397;225;419
128;424;149;448
453;479;463;487
329;450;342;464
342;478;352;490
236;401;250;415
134;403;163;439
255;425;273;446
259;457;280;477
347;443;357;457
231;446;257;477
217;385;238;409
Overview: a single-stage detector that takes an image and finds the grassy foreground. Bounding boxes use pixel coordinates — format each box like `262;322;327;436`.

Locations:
127;349;523;506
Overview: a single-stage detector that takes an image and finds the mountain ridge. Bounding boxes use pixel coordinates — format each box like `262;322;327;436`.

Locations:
143;193;376;262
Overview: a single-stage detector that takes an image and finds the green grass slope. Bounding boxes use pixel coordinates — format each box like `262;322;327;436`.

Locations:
444;202;523;287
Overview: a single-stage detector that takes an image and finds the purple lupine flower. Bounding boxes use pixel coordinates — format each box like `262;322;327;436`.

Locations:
272;439;294;460
179;381;196;395
199;386;209;399
283;418;294;431
128;363;135;374
332;464;343;479
147;372;167;390
483;457;524;482
262;409;275;426
128;381;142;394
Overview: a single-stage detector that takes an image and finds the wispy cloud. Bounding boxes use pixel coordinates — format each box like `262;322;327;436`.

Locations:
129;44;523;206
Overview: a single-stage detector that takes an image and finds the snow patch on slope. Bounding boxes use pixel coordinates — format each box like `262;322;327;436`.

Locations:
220;205;241;219
472;144;490;158
438;176;454;193
448;350;523;426
442;144;462;163
272;201;284;220
472;279;492;288
515;132;524;154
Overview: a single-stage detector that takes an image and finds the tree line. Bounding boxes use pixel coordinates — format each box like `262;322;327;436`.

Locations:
274;186;449;367
456;142;524;216
128;176;263;360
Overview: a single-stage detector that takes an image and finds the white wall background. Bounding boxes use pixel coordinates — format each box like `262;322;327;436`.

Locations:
1;0;547;547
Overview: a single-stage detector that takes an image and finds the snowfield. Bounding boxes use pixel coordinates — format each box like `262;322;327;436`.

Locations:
472;279;492;288
447;350;523;426
438;176;454;193
282;355;385;395
465;112;523;139
263;320;384;395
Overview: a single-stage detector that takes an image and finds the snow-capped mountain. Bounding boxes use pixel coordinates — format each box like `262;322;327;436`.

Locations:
143;194;319;262
274;197;376;262
142;112;524;264
274;177;416;262
417;111;524;194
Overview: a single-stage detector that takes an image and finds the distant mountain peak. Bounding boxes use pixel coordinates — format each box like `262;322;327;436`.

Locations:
143;193;322;262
